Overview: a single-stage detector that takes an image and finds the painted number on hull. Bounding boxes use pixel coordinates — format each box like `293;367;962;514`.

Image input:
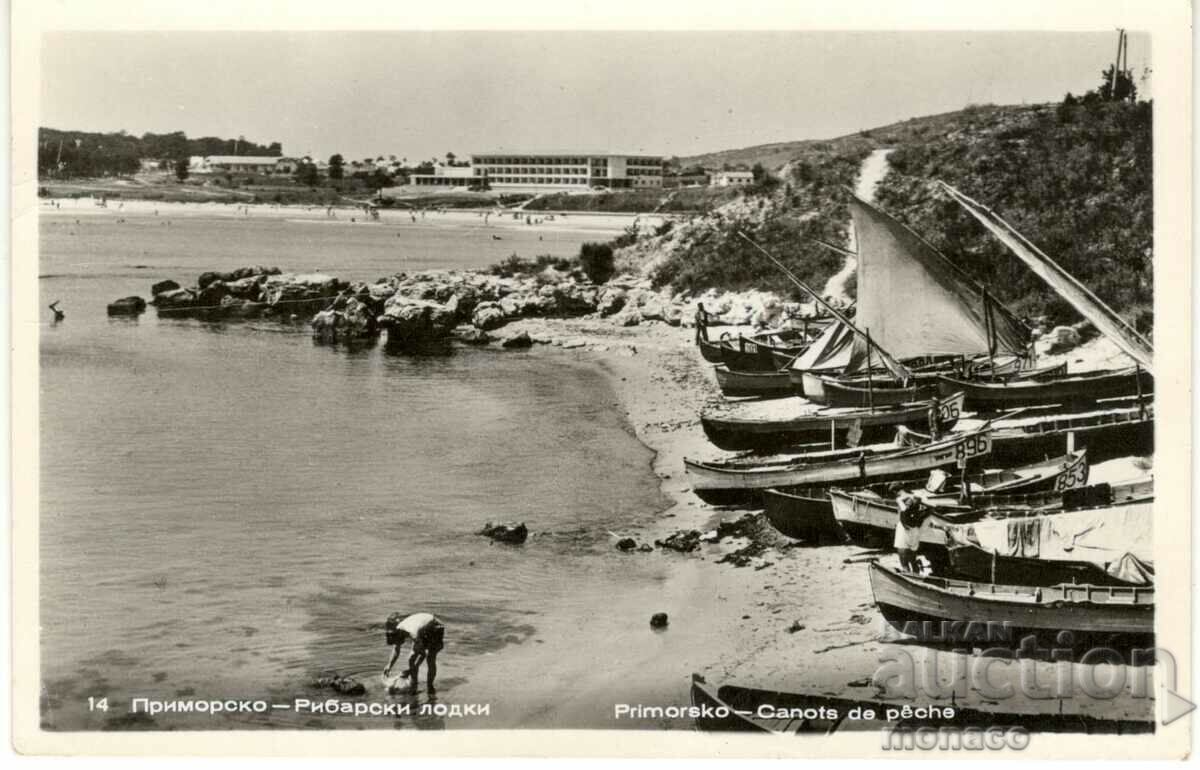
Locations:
937;401;961;422
953;432;991;461
1054;460;1090;491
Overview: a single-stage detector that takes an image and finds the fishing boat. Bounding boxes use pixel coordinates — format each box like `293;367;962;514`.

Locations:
833;485;1152;574
684;425;991;506
945;544;1154;588
764;450;1087;543
935;366;1154;411
868;562;1154;644
806;360;1068;408
896;399;1154;465
713;365;794;398
689;673;1153;734
718;332;809;372
700;391;965;452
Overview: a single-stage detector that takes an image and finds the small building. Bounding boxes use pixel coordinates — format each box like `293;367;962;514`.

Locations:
205;156;283;174
711;170;755;187
273;157;301;174
409;165;480;188
188;155;210;172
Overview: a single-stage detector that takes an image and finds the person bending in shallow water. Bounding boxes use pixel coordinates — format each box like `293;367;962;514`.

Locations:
383;612;444;694
48;300;64;322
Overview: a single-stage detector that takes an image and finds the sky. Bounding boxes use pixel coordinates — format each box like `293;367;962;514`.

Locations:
40;30;1151;162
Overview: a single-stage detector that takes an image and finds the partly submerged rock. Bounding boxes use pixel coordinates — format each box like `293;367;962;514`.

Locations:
478;521;528;544
150;279;181;296
615;537;638;552
501;331;533;349
106;296;147;316
312;674;366;696
655;530;702;553
471;301;507;331
650;612;669;629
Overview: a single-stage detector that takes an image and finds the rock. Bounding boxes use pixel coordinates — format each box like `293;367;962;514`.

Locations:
197;271;222;289
196;280;230;309
663;304;685;326
637;543;654;552
1045;325;1081;354
655;530;701;553
611;306;643;327
313;674;366;696
650;613;669;629
378;298;456;347
639;295;667;322
478;522;528;544
561;338;587;349
787;621;806;634
596;287;627;317
151;279;180;296
615;537;638;552
698;530;720;543
454;326;493;345
471;301;508;331
501;331;533;349
218;295;265;319
152;287;196;312
106;296;146;316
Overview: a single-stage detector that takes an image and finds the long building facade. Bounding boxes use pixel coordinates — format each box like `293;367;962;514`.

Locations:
411;152;664;191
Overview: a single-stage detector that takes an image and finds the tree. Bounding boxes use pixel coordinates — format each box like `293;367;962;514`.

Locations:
328;154;344;180
579;242;616;283
446;152;457;166
173;157;189;181
294;161;319;187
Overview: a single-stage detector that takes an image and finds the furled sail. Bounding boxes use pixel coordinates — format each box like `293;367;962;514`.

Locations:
939;182;1154;374
789;319;855;372
847;196;1031;371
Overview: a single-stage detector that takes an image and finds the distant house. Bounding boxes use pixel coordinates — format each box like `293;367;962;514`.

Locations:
273;157;300;174
663;172;709;189
205;156;282;174
139;158;164;172
189;155;210;172
711;170;754;187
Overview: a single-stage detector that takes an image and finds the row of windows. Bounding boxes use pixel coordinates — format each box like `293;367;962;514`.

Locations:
476;166;589;175
491;177;590;185
473;156;663;166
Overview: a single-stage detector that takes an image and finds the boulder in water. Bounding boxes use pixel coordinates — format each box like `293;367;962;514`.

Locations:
151;279;181;296
478;522;528;544
471;301;507;331
615;537;638;552
650;612;669;629
501;331;533;349
106;296;147;316
313;674;366;696
655;530;701;553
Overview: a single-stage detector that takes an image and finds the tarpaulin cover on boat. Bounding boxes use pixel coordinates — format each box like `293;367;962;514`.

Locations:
1106;552;1155;586
947;500;1153;568
846;197;1030;371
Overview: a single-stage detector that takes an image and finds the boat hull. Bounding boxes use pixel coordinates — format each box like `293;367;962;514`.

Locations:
713;365;794;398
868;563;1154;644
686;426;991;505
700;392;966;452
936;368;1154;410
802;372;939;408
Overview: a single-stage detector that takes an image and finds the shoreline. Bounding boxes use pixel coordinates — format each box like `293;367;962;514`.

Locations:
468;318;1156;729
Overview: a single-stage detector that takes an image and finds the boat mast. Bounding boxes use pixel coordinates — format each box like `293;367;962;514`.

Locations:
736;231;912;383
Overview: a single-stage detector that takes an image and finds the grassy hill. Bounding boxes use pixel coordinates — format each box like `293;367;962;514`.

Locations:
634;100;1152;328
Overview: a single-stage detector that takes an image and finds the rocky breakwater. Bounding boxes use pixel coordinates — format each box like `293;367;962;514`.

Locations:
142;264;712;350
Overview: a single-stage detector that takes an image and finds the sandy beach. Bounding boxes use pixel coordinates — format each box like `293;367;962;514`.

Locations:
461;316;1157;730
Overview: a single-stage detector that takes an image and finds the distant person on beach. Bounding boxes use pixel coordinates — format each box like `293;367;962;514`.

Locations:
48;300;64;322
894;492;928;573
384;612;444;694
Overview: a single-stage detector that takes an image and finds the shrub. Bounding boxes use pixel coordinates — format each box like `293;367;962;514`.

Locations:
579;242;615;283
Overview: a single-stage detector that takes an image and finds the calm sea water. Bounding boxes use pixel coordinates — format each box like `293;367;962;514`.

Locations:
38;207;668;730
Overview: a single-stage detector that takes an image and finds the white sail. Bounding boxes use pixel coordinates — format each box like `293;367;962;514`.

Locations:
939;182;1154;374
848;196;1030;370
789;319;854;372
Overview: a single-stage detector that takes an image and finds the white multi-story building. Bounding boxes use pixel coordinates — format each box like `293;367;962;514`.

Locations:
411;152;664;191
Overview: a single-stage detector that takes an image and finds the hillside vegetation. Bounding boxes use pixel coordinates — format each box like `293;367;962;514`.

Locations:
629;98;1152;328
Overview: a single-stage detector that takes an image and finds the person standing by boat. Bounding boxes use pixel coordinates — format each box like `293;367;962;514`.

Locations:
894;492;929;573
383;612;445;694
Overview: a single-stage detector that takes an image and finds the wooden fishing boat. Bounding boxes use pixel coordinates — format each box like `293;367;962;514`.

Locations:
935;367;1153;411
684;424;991;506
835;482;1152;561
689;673;1153;734
896;399;1154;465
868;562;1154;644
700;391;966;452
713;365;794;398
712;333;807;372
806;360;1069;409
800;372;940;408
945;544;1154;587
764;450;1087;543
